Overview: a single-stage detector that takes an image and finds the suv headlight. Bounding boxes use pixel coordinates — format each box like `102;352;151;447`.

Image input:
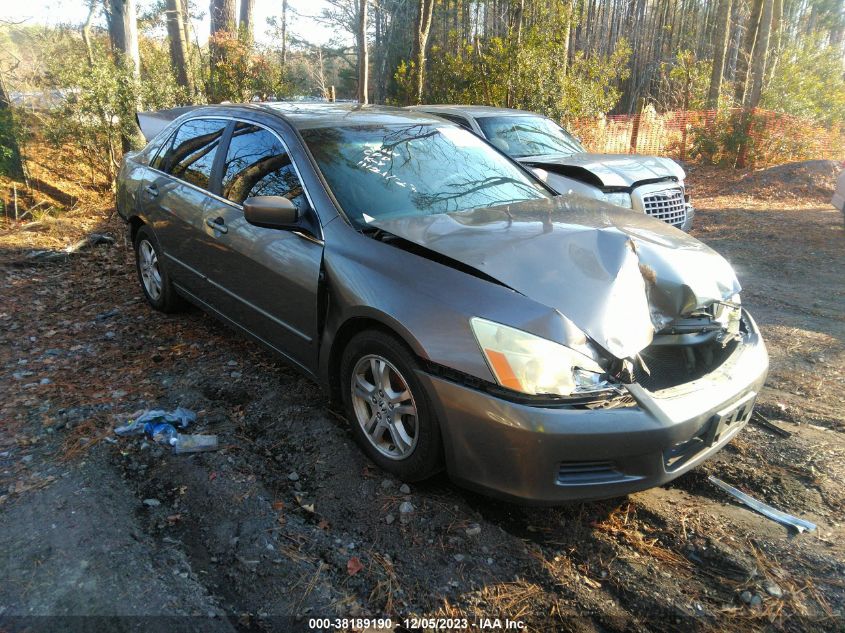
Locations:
470;317;609;396
600;192;633;209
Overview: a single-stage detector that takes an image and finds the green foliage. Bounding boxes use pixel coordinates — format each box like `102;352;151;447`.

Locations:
46;41;123;179
208;34;280;103
688;110;748;166
45;34;190;181
0;106;23;179
688;109;830;167
761;36;845;126
407;23;631;123
659;51;712;111
138;38;195;108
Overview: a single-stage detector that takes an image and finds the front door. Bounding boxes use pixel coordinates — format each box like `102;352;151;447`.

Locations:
200;122;323;373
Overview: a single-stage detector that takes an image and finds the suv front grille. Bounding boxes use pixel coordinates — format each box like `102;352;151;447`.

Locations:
642;188;686;227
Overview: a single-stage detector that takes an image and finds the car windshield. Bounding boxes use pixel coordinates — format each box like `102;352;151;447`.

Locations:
300;124;551;227
476;115;585;158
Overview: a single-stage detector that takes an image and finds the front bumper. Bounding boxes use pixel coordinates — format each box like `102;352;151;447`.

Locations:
417;311;768;504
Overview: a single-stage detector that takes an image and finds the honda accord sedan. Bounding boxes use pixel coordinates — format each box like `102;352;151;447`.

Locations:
117;103;768;503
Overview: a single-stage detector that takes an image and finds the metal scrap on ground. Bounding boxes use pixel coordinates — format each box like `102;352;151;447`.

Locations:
708;475;817;533
750;411;792;438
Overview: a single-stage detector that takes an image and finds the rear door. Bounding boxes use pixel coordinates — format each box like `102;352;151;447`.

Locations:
138;118;230;294
200;121;324;372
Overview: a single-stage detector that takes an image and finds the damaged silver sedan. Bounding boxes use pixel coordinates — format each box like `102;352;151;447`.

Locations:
118;103;768;503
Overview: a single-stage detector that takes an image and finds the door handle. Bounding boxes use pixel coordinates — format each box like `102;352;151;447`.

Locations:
206;217;228;233
144;184;158;198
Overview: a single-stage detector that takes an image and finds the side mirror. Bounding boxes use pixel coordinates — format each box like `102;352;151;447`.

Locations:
243;196;299;230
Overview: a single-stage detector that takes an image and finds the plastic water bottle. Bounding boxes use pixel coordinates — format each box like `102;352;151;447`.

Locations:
145;422;179;446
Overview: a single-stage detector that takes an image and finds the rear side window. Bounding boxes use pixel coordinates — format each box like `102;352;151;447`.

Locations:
159;118;229;190
220;123;308;209
150;130;175;170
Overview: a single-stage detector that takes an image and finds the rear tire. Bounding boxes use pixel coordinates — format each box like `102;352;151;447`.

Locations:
340;329;443;481
134;225;184;313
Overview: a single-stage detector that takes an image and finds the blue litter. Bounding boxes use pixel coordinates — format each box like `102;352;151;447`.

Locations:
114;407;196;436
115;407;217;453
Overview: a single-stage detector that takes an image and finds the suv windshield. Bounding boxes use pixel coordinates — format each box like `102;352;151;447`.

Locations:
476;115;584;158
300;124;550;227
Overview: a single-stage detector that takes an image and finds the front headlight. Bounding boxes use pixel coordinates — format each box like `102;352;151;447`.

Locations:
470;317;609;396
600;191;633;209
714;293;742;340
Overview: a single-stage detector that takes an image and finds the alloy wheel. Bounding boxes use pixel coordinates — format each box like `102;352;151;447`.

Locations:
350;354;418;460
138;239;163;301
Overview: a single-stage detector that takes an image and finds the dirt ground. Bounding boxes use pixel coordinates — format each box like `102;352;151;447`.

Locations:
1;156;844;633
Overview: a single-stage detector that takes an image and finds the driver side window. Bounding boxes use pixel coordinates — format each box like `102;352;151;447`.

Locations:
221;123;308;210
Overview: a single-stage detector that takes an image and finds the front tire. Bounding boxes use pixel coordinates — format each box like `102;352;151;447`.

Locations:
134;225;184;313
340;330;442;481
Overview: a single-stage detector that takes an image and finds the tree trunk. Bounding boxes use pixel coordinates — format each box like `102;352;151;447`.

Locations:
239;0;255;46
106;0;140;78
106;0;126;58
166;0;194;96
506;0;525;107
118;0;141;82
179;0;192;54
561;0;571;76
210;0;237;37
745;0;773;108
411;0;436;105
357;0;369;104
81;0;97;67
725;0;743;82
765;0;783;83
737;0;773;167
208;0;237;102
281;0;288;66
707;0;732;108
514;0;525;46
734;0;763;104
107;0;144;150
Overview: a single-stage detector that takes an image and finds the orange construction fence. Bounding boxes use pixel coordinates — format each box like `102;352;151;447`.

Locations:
568;108;845;167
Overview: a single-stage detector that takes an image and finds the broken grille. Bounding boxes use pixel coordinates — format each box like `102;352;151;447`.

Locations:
642;188;686;227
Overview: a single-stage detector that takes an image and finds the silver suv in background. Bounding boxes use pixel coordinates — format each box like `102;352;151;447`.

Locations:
410;105;695;231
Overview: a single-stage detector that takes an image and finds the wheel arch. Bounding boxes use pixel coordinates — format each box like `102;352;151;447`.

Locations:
323;313;428;408
128;215;146;244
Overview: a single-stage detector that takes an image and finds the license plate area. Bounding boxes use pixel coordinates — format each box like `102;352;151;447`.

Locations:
706;391;756;446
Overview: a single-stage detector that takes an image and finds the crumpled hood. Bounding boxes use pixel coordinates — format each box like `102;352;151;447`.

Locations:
519;152;686;188
370;196;739;359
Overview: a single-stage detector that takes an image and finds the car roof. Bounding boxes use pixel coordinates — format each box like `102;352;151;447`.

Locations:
254;102;446;130
408;105;540;119
160;102;449;132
